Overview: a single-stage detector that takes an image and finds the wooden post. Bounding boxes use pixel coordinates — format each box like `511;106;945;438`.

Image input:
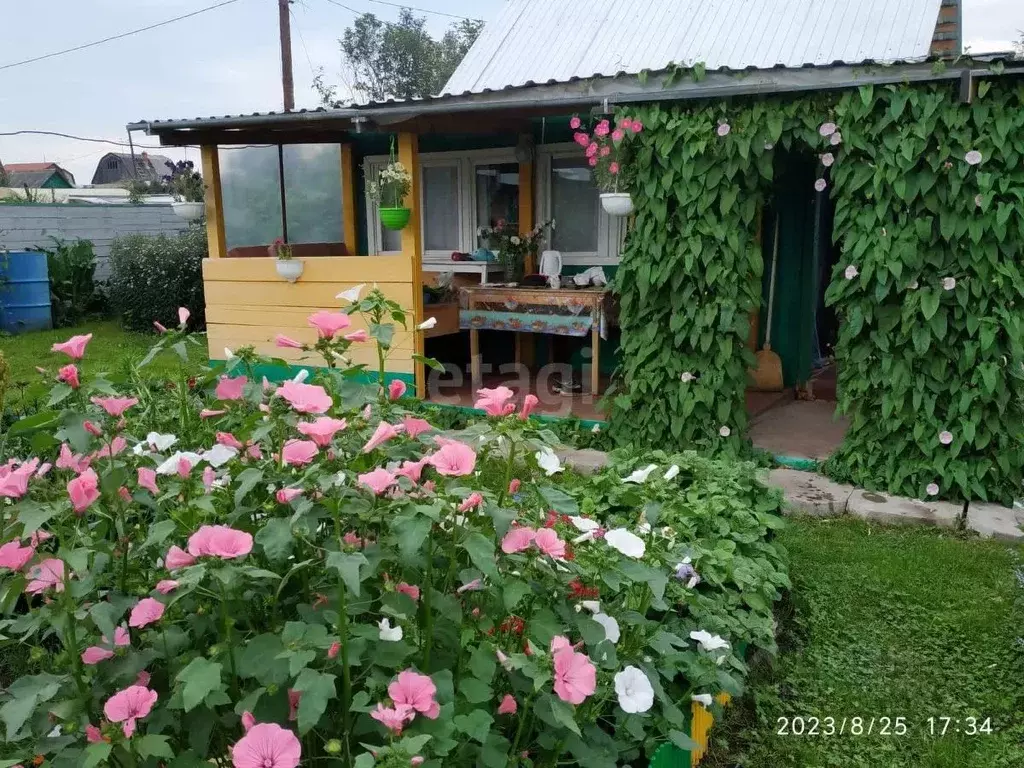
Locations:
340;144;358;252
398;132;425;398
200;145;226;259
518;153;536;367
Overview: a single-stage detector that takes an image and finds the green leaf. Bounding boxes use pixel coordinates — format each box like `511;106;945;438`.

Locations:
468;644;496;682
461;532;497;579
669;729;700;751
459;677;493;703
233;468;264;507
326;551;369;597
412;353;445;372
538;486;578;516
453;710;494;744
141;519;178;550
393;514;432;559
256;518;294;562
354;753;376;768
16;502;57;537
0;695;37;740
502;579;531;611
46;383;74;407
175;657;224;712
920;290;940;321
293;668;338;735
136;734;175;760
547;695;582;736
240;634;290;685
82;742;113;768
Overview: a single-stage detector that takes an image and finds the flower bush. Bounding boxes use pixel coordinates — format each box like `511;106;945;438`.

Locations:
0;289;787;767
571;114;644;193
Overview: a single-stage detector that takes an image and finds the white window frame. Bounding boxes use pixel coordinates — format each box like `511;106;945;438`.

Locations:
536;143;625;266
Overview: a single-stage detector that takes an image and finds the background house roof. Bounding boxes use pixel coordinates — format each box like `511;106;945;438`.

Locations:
2;162;76;188
90;152;174;185
4;162;60;172
443;0;949;95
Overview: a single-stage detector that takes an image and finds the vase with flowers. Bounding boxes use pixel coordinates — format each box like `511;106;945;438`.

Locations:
269;237;303;282
368;139;413;231
571;114;643;216
478;219;553;283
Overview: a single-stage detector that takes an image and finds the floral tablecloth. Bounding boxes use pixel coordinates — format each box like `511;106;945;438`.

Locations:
460;287;609;339
459;310;594;337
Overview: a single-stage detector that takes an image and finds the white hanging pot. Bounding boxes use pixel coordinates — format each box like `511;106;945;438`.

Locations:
275;259;304;282
171;201;204;221
600;192;634;217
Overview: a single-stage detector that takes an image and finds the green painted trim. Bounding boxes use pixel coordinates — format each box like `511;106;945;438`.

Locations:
209;360;415;386
423;401;607;430
774;454;820;471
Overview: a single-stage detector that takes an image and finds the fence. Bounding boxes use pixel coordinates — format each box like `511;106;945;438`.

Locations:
0;203;188;277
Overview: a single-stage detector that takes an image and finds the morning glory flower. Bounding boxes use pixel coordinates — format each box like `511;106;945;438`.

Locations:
605;528;646;559
622;464;658;484
690;629;730;653
614;666;654;713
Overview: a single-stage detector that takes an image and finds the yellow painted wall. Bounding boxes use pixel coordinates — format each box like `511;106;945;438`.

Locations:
203;256;416;374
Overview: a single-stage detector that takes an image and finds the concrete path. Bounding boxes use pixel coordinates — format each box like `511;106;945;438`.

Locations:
748;400;849;460
553;447;1024;541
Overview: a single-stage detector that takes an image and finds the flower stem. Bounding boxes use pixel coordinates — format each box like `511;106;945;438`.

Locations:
497;441;517;507
336;578;353;767
422;529;434;670
63;590;91;717
219;582;239;698
508;691;537;766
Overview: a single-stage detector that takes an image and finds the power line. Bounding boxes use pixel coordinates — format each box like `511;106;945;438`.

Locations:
1;130;270;152
0;0;242;72
323;0;481;25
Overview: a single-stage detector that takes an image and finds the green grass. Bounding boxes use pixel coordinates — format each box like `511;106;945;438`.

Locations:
707;519;1024;768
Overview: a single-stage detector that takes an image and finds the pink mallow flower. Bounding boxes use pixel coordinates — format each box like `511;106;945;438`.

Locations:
396;458;429;484
389;670;440;719
275;334;304;349
0;461;36;499
371;703;412;735
57;443;90;473
51;333;92;360
217;432;244;450
508;478;521;494
202;466;216;492
187;525;254;560
155;579;179;594
388;379;407;401
0;540;34;570
200;409;227;419
358;468;397;495
297;417;347;447
129;597;165;628
402;416;433;439
281;439;319;466
498;694;518;715
178;307;191;325
165;545;196;570
519;394;539;420
396;582;420;601
307;310;351;339
502;526;536;554
215;375;248;401
277;381;333;414
552;646;597;704
362;421;404;453
276;488;303;504
91;396;139;418
458;492;484;512
427;441;477;476
474;385;515;416
344;329;370;343
82;646;115;665
103;685;158;739
25;558;66;595
137;467;159;495
57;364;80;389
68;469;100;514
533;528;567;559
232;722;302;768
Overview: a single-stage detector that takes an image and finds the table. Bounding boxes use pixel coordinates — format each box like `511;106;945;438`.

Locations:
461;285;610;396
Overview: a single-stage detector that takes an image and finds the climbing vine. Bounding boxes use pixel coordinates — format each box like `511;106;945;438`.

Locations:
608;72;1024;503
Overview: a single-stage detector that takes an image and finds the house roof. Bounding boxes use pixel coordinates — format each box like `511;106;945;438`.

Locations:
3;162;76;188
443;0;946;95
4;162;60;172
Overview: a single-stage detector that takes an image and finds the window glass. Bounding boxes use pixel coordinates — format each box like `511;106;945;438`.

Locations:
282;144;343;244
379;219;402;252
550;158;598;253
219;146;283;249
423;165;460;251
475;163;519;246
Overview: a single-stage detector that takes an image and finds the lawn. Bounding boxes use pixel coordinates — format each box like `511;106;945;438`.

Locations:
708;518;1024;768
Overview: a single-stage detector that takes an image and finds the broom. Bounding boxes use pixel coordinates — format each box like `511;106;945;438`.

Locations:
751;213;784;391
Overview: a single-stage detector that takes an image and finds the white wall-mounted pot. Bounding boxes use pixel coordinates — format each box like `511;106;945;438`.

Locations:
275;259;304;282
171;201;204;221
600;193;634;217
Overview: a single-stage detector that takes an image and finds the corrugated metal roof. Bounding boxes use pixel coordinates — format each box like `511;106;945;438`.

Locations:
444;0;943;95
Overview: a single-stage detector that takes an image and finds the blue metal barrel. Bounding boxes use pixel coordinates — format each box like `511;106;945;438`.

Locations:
0;250;53;334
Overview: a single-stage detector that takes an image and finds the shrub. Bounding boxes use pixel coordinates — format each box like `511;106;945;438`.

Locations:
38;237;106;327
108;225;206;332
0;289;787;767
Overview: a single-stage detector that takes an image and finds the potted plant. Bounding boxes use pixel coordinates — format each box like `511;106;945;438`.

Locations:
572;114;644;216
163;160;205;220
478;219;553;283
368;142;413;231
270;237;302;282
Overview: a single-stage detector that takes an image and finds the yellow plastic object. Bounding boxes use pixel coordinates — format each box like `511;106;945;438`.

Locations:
690;693;733;766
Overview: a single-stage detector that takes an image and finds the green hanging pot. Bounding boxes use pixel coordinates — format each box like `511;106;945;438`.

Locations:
380;207;411;231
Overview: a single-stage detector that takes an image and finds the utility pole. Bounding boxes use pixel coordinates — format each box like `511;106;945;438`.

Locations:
279;0;295;111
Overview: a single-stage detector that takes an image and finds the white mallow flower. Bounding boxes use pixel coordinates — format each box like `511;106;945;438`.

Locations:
593;613;620;644
663;464;680;481
378;618;403;642
417;317;437;330
692;694;714;708
155;451;202;475
680;372;695;383
224;347;235;359
690;629;730;653
614;666;654;713
146;432;178;452
292;368;310;383
202;444;238;468
336;283;365;303
622;464;658;484
535;448;563;476
570;516;601;532
580;600;601;614
605;528;646;559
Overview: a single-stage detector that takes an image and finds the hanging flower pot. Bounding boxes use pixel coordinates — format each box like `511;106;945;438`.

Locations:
380;207;411;231
171;201;204;221
275;258;304;283
600;192;634;217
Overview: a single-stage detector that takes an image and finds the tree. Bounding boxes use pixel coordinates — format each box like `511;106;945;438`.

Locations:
320;9;482;105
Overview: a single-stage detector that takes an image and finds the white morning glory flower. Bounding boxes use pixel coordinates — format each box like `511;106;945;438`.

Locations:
719;426;731;438
593;613;620;643
614;666;654;713
692;693;714;708
378;618;403;642
535;448;563;476
942;277;956;291
663;464;680;481
224;347;235;360
155;451;202;475
622;464;658;484
292;369;310;383
680;372;695;383
926;482;940;496
570;516;601;533
605;528;646;559
201;444;238;468
417;317;437;330
580;600;601;614
336;283;366;302
844;265;858;280
146;432;178;452
690;629;730;652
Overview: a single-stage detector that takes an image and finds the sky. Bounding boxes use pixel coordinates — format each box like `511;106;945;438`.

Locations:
0;0;1021;186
